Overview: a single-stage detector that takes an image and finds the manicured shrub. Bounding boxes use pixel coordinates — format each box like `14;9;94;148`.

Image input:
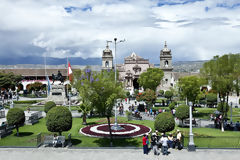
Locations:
175;104;189;127
7;108;25;136
46;106;72;135
154;112;175;133
164;90;173;101
13;100;38;104
44;101;56;113
126;91;130;98
158;90;164;97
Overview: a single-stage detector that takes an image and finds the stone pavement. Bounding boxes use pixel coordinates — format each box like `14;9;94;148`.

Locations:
0;148;239;160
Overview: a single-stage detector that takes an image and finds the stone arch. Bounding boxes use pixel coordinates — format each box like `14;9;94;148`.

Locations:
164;60;168;67
105;61;109;67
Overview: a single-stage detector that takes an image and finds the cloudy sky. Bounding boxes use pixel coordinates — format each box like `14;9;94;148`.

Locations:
0;0;240;64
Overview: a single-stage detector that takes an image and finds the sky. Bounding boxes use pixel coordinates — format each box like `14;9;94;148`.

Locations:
0;0;240;64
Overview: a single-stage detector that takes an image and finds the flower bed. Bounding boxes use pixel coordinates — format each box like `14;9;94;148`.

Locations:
80;123;151;138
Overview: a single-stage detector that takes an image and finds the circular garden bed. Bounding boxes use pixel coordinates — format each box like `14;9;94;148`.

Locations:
80;123;151;138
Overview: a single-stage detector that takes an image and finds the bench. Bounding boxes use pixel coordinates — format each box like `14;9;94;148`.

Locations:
43;135;65;147
43;136;53;147
184;119;198;127
132;112;142;120
57;136;65;147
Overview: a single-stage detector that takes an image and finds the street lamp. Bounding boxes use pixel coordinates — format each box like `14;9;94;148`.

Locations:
114;38;125;82
230;102;233;124
111;37;125;131
188;101;196;151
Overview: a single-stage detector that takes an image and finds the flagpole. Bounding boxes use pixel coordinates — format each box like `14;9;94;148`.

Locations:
44;53;48;96
67;57;71;111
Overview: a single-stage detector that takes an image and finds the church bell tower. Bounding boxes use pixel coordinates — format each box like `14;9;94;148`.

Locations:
102;42;113;70
160;41;173;71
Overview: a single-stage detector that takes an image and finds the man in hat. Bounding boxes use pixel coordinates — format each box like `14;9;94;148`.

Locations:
176;130;182;150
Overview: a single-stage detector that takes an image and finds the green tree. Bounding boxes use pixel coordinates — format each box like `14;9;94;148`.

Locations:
136;89;156;108
200;54;240;132
78;101;92;125
0;72;22;91
7;108;25;136
206;93;217;107
76;69;125;145
200;54;236;103
74;68;97;125
178;75;204;105
138;68;164;91
175;104;189;127
154;112;175;133
46;106;72;135
197;91;206;105
44;101;56;113
164;90;173;102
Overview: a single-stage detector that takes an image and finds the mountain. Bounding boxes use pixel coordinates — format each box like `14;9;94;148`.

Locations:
0;56;101;65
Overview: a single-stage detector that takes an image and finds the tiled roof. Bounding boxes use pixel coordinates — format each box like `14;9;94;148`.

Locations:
0;69;68;76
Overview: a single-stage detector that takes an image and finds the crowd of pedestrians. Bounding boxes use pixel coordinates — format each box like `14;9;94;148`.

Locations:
143;130;183;156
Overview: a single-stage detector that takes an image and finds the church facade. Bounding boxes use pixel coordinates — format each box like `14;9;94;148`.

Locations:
101;42;177;93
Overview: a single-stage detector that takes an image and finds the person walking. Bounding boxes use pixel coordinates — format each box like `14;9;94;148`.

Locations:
142;134;148;154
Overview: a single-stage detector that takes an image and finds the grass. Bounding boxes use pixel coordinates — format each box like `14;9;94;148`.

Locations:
0;116;240;148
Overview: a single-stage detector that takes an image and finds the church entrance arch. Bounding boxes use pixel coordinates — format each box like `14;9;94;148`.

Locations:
133;78;139;90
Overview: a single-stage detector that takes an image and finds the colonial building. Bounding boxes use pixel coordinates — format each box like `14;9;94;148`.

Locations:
117;52;154;93
101;41;178;93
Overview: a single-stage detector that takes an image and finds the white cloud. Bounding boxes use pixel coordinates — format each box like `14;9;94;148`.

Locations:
0;0;240;64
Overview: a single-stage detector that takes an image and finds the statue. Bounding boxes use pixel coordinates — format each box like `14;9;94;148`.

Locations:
52;70;64;84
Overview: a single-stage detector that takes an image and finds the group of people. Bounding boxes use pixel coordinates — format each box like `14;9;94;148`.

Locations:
0;90;18;104
142;130;183;156
118;104;124;115
128;104;142;119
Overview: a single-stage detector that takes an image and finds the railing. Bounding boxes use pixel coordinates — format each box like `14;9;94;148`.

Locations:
1;132;240;148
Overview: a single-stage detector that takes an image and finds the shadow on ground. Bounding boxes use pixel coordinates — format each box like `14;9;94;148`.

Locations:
14;132;34;137
93;138;140;147
71;138;82;145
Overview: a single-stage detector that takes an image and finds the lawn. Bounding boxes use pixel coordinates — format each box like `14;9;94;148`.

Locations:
0;116;240;148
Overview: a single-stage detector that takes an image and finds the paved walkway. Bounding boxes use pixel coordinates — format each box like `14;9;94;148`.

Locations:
0;148;239;160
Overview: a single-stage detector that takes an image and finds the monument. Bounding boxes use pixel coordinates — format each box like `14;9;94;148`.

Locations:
46;85;68;105
46;71;68;105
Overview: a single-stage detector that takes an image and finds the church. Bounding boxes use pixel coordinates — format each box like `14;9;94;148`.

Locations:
101;42;177;94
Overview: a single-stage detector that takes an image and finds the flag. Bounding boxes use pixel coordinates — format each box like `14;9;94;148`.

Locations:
68;62;73;82
46;76;51;94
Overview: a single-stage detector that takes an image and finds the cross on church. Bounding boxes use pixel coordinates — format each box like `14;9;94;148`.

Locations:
106;40;112;48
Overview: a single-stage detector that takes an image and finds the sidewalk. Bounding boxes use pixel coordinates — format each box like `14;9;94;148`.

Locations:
0;148;239;160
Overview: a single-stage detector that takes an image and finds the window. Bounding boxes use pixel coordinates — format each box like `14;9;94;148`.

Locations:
165;60;168;67
105;61;109;67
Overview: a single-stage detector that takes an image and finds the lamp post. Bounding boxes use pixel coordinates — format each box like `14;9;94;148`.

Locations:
188;101;196;151
230;102;233;124
111;37;125;131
